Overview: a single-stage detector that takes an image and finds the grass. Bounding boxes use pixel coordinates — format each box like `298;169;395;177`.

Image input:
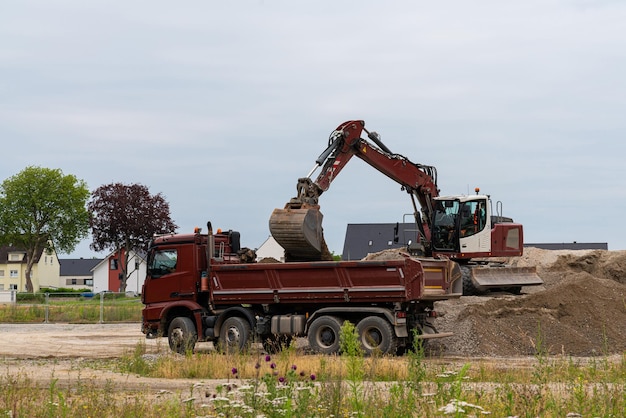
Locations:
1;322;625;417
0;297;142;323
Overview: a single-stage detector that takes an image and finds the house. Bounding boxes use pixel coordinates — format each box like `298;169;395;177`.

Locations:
59;258;102;290
0;245;60;292
255;236;285;262
341;223;418;260
92;248;147;294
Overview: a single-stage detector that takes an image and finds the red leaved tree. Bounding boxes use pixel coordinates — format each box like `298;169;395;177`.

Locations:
88;183;177;292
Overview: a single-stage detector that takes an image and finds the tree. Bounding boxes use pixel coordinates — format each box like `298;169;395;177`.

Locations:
0;166;90;292
88;183;177;292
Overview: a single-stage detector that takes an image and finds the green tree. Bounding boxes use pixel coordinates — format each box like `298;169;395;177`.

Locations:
88;183;177;292
0;166;90;292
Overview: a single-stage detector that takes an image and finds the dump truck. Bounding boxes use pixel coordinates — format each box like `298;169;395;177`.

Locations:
141;223;461;355
269;120;542;295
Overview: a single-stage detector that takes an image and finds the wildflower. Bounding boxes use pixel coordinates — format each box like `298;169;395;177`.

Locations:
291;364;297;370
255;362;261;369
265;355;271;362
299;371;305;377
231;367;238;375
310;374;316;381
278;376;285;383
270;362;276;369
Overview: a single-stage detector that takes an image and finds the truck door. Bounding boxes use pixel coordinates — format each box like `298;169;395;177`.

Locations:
144;246;196;303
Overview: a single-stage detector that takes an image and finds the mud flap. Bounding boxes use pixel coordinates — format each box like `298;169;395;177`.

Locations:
471;266;543;290
269;207;324;260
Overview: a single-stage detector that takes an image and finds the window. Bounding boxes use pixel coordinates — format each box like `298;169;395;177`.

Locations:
9;284;17;291
459;200;487;238
110;259;118;270
0;270;4;277
10;270;18;278
148;249;178;277
86;279;93;286
0;284;4;290
71;279;77;285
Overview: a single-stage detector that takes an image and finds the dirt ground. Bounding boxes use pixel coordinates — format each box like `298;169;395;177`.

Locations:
0;248;625;393
432;248;626;357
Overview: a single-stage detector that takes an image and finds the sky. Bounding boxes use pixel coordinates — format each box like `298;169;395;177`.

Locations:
1;1;625;259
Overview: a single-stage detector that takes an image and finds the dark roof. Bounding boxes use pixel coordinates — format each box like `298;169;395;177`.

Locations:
525;243;608;250
0;245;45;263
342;223;419;260
59;258;103;276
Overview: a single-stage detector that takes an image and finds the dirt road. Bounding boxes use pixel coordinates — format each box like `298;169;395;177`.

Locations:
0;323;154;359
0;323;228;394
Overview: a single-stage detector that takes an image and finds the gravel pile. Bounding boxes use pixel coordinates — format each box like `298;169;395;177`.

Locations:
364;247;626;357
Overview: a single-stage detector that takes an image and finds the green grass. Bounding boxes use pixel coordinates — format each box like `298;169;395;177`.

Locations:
1;321;624;417
0;297;142;323
112;323;626;418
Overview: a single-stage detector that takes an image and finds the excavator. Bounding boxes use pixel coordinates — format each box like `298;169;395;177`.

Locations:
269;120;542;295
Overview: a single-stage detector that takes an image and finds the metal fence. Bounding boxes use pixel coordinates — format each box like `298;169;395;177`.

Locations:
1;292;142;324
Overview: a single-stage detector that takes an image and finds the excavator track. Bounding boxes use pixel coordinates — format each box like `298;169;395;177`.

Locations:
269;207;324;261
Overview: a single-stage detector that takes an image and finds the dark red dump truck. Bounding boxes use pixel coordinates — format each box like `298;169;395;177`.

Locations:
141;224;462;355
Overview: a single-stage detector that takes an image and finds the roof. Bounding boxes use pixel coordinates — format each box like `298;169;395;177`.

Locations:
524;242;608;250
341;223;419;261
0;245;45;263
59;258;103;276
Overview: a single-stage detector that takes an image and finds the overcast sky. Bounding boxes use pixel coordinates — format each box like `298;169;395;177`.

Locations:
2;1;625;259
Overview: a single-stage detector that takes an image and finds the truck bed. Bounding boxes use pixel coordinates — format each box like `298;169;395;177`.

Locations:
209;256;458;305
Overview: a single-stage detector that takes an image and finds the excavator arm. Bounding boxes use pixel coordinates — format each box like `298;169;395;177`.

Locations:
270;120;440;261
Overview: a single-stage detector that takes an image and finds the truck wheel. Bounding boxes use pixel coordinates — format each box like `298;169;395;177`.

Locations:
218;316;251;353
308;315;343;354
168;317;197;354
356;316;397;355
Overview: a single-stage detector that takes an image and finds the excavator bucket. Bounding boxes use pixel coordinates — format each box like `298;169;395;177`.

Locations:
469;266;543;293
269;207;324;261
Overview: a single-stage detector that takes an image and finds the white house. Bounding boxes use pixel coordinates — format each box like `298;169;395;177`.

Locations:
91;249;147;294
255;236;285;262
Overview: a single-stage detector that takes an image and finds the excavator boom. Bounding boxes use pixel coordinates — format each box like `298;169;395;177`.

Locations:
269;120;438;261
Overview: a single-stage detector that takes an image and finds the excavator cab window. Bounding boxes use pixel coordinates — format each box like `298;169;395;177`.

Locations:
459;200;487;238
432;200;460;251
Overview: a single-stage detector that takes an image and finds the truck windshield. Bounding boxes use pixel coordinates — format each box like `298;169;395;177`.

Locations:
148;249;178;277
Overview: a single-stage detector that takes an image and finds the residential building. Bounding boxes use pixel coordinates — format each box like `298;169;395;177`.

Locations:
0;245;60;292
92;249;147;294
59;258;102;290
341;223;418;260
255;236;285;262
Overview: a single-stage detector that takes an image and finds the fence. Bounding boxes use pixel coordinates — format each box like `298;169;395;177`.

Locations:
0;292;143;324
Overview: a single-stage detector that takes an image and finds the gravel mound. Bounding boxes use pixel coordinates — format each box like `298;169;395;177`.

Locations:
363;247;626;357
436;248;626;356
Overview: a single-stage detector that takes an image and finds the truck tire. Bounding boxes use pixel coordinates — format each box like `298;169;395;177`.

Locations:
168;317;198;354
356;316;397;355
308;315;343;355
218;316;251;353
